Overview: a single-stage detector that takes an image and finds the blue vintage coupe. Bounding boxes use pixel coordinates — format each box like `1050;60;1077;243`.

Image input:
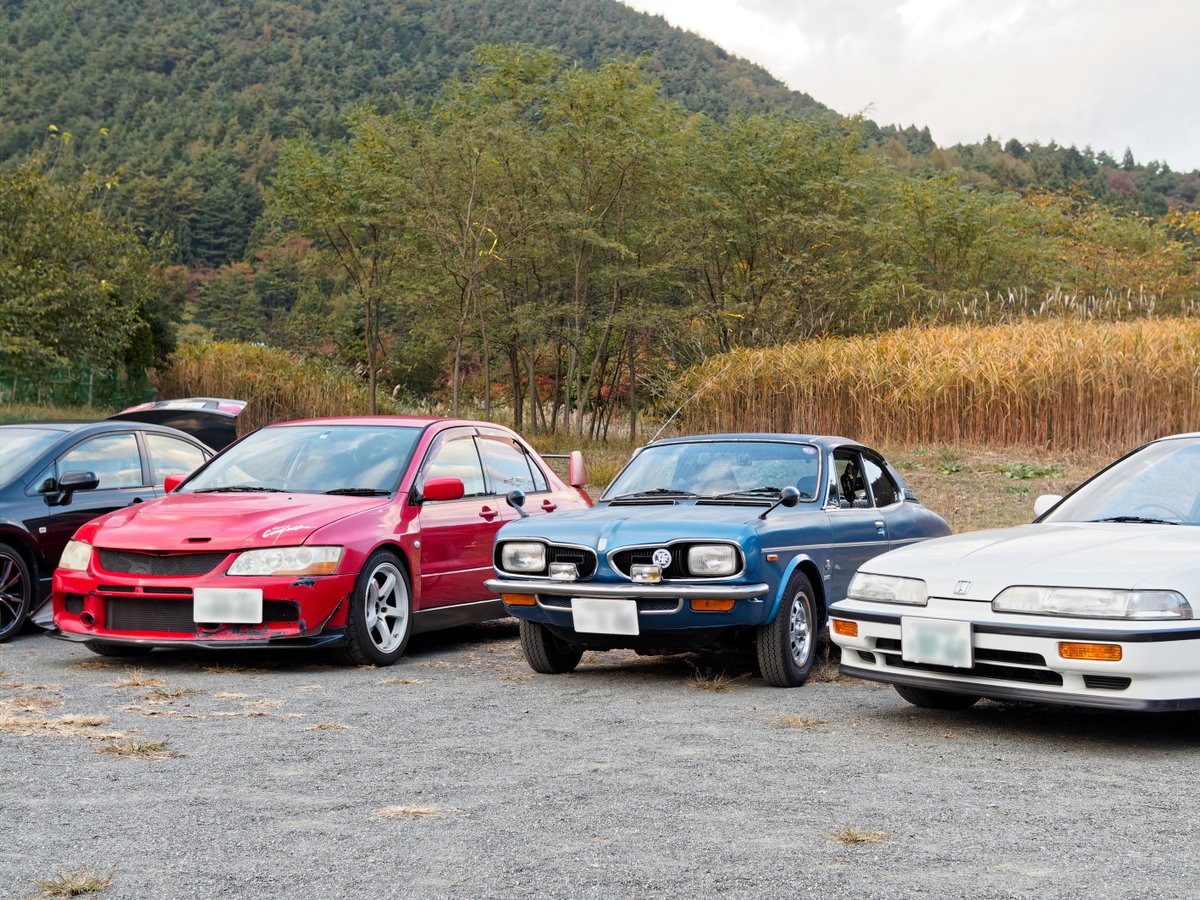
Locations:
485;434;950;686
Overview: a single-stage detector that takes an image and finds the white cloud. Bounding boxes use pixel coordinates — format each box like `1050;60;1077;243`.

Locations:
624;0;1200;170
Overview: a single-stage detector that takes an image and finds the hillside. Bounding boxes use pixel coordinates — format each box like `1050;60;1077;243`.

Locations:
0;0;824;265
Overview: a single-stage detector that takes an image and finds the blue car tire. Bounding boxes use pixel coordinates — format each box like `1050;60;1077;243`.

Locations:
757;570;818;687
519;620;584;674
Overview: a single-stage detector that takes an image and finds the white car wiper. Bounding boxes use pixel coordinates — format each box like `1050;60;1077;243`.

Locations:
1091;515;1178;525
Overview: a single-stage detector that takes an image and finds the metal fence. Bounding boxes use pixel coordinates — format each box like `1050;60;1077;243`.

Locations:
1;366;156;410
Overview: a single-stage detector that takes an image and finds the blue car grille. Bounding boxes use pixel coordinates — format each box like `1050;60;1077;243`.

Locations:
610;544;740;580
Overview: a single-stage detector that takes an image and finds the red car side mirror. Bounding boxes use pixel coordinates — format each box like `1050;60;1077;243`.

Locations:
422;477;465;502
163;474;185;493
568;451;587;488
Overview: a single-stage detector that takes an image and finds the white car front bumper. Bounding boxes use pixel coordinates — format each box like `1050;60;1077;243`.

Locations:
830;596;1200;711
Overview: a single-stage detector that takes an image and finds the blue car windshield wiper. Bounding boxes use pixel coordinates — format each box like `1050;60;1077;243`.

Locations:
194;485;285;493
1090;515;1178;525
612;488;698;501
711;486;792;499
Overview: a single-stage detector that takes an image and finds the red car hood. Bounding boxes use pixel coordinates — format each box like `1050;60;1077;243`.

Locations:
79;492;391;551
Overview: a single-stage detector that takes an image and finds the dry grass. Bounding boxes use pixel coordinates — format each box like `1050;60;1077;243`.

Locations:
156;342;375;434
142;687;202;700
0;714;122;740
679;319;1200;451
96;739;176;760
68;659;123;670
29;869;114;897
107;669;165;689
378;677;425;685
3;695;63;713
295;684;324;692
941;731;961;740
832;827;888;845
686;667;739;692
775;715;828;729
375;806;444;819
308;722;349;731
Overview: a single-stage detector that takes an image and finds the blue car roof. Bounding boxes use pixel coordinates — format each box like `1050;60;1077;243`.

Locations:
647;433;862;449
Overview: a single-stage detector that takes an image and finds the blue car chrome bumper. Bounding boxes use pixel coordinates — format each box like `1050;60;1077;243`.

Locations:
483;578;769;601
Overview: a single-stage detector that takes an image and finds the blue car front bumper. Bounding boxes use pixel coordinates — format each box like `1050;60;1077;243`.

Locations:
483;577;772;637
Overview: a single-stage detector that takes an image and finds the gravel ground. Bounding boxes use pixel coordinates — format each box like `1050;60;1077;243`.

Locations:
3;623;1199;899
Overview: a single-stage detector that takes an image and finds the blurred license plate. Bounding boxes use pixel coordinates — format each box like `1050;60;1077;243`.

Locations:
902;616;972;668
572;598;639;636
193;588;263;624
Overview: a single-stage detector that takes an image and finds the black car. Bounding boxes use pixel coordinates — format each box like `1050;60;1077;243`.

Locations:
0;420;213;640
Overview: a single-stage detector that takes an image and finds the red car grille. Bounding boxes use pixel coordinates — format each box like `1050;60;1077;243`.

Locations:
106;597;196;633
97;550;229;577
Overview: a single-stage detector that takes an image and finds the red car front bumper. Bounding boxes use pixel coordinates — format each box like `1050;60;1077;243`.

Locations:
51;553;357;649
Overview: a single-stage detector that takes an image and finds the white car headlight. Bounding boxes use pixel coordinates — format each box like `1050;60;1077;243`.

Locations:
993;586;1192;620
58;540;93;572
848;572;928;606
226;546;343;577
500;542;546;573
687;544;738;576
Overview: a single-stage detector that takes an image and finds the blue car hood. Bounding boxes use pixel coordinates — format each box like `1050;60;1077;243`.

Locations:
501;501;786;548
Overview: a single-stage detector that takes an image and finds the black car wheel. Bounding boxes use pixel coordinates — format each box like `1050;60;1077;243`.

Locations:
337;550;412;666
519;620;583;674
0;543;33;643
894;683;981;710
757;570;818;687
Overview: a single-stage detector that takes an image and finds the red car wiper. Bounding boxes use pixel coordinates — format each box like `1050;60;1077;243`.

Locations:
193;485;285;493
323;488;391;496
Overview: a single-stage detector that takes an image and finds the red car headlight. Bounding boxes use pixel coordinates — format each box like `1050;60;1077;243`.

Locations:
226;546;344;577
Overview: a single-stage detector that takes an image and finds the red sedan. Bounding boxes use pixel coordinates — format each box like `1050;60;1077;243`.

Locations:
47;418;590;665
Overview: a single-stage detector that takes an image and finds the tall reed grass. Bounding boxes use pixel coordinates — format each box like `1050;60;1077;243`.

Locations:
154;343;375;433
676;319;1200;451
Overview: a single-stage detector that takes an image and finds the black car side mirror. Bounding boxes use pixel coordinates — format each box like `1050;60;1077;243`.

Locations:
48;470;99;507
759;486;801;520
506;489;530;518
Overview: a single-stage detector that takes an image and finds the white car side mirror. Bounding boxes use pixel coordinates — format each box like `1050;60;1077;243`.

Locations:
1033;494;1062;517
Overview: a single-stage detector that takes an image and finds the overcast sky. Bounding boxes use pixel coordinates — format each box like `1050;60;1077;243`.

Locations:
624;0;1200;172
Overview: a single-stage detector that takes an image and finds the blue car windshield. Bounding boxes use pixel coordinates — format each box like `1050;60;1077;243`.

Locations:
0;427;63;487
1043;436;1200;526
183;425;422;494
603;440;822;501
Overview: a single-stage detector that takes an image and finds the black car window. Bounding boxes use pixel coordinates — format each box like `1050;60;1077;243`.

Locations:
862;456;901;507
0;427;61;486
833;452;870;508
418;436;487;498
477;438;539;494
145;434;208;486
59;433;145;489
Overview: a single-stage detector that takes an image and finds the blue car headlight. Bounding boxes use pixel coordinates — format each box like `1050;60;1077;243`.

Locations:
686;544;738;577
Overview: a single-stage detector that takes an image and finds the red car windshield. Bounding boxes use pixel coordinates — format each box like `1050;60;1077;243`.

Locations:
183;424;422;495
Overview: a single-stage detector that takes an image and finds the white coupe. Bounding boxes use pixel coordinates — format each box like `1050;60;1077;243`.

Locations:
830;433;1200;712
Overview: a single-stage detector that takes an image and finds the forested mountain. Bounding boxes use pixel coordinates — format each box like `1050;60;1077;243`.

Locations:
1;0;824;265
3;0;1195;270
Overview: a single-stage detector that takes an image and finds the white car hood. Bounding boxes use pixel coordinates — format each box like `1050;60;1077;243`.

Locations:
865;522;1200;602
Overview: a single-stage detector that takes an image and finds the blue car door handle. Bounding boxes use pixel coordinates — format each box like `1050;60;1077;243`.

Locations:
874;520;886;533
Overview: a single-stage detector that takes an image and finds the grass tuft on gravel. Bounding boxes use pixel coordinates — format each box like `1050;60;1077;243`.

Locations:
376;806;444;819
142;687;202;700
833;827;888;845
108;669;165;689
0;713;119;740
687;667;738;692
308;722;349;731
96;739;176;760
30;869;114;897
378;677;425;685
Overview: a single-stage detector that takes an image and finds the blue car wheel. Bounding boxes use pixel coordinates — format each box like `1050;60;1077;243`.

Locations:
757;570;817;687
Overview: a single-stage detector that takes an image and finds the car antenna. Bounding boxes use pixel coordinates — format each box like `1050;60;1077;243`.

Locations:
648;362;734;444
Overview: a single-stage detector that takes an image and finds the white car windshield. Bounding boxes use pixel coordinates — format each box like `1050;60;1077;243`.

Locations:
1043;436;1200;526
183;425;421;495
603;440;822;501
